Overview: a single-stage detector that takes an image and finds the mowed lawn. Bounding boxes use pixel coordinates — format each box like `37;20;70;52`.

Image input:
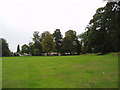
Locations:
2;53;118;88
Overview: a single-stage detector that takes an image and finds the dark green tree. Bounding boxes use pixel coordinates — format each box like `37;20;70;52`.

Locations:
53;29;62;54
21;44;29;54
82;1;120;54
17;44;20;53
28;42;34;55
79;26;94;53
32;31;42;55
75;39;82;55
63;30;81;54
0;38;10;57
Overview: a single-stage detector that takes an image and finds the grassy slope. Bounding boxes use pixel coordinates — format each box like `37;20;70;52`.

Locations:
2;53;118;88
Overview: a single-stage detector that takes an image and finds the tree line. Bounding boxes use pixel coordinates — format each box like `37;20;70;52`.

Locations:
1;1;120;57
18;29;81;56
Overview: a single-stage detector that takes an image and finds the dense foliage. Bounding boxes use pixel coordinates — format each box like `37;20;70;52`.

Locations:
17;44;20;53
79;1;120;54
53;29;62;54
20;30;81;56
0;38;10;57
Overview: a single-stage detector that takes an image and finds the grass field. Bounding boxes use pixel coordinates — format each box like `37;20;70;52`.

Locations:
2;53;118;88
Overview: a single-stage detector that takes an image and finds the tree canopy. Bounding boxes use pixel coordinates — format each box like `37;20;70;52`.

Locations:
0;38;10;57
53;29;62;54
63;30;81;54
79;1;120;54
41;31;55;54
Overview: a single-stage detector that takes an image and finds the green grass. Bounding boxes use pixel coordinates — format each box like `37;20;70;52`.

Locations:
2;53;118;88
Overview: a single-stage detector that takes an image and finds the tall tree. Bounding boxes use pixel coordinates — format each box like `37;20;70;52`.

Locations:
83;1;120;53
32;31;42;55
28;42;34;55
21;44;29;54
0;38;10;57
79;28;93;53
41;31;55;54
63;30;81;54
17;44;20;53
53;29;62;54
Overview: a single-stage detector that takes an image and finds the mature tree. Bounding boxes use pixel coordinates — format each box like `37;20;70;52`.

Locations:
79;28;93;53
28;42;34;55
17;44;20;53
32;31;41;42
32;31;42;55
111;1;120;51
89;7;110;53
83;1;120;53
103;1;120;52
53;29;62;54
41;31;55;54
0;38;10;57
63;30;81;54
21;44;29;54
75;39;82;55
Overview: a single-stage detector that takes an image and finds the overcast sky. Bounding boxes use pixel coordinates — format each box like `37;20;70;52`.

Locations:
0;0;107;52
